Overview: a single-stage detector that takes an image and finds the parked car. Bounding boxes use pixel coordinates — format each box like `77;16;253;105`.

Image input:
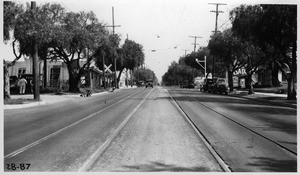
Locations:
187;84;195;89
201;78;213;92
212;78;229;95
207;78;217;93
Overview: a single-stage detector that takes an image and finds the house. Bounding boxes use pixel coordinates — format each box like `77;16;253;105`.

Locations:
232;66;287;88
8;58;130;91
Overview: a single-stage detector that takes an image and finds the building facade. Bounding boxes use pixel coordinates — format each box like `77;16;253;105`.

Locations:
8;58;129;91
232;66;286;88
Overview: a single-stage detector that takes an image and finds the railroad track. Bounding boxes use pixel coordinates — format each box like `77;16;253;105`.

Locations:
166;89;231;172
78;88;154;171
4;89;146;160
168;89;297;171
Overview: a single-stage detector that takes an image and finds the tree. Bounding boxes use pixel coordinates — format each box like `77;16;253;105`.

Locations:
47;10;108;91
230;4;297;99
208;29;246;91
119;39;145;86
241;40;268;94
3;2;63;99
179;47;217;79
162;61;201;86
133;68;156;83
94;34;122;88
3;2;23;99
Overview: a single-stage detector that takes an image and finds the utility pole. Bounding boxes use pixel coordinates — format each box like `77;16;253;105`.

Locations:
209;3;226;78
189;36;202;81
182;49;189;57
102;53;106;89
196;56;206;77
209;3;226;33
107;7;121;88
189;36;202;52
31;1;40;100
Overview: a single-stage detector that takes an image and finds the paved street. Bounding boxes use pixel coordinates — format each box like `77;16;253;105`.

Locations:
4;86;297;172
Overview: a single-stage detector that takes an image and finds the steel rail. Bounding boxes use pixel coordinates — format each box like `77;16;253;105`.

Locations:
172;89;297;157
4;89;145;159
167;89;232;172
78;88;154;172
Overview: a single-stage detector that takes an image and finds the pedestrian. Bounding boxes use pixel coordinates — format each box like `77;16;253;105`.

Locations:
78;76;86;97
18;77;27;94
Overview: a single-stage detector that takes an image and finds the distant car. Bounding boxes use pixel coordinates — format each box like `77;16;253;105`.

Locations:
145;82;153;88
187;84;195;89
201;78;213;92
212;78;229;95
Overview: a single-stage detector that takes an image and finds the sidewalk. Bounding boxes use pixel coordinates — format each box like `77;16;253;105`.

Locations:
4;86;138;110
230;90;297;109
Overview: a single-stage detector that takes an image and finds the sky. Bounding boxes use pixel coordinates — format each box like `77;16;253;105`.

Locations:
2;0;298;82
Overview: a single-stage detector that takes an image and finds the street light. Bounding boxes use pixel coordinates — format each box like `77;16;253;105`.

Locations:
195;56;206;77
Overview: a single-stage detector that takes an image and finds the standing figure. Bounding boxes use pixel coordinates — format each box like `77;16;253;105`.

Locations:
79;76;86;97
18;77;27;94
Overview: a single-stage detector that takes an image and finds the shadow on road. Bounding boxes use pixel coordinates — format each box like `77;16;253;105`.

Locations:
247;157;297;172
121;161;217;172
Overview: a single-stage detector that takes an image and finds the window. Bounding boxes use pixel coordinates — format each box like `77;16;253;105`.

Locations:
50;66;61;87
18;68;26;77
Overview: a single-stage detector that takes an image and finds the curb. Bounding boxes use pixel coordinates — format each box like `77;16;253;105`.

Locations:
4;89;124;110
230;94;297;109
4;100;46;110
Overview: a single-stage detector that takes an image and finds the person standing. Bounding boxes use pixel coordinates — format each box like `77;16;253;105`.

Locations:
78;76;86;97
18;77;27;94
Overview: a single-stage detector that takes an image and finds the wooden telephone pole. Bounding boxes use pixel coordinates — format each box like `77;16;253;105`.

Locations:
31;1;40;100
189;36;202;53
209;3;226;78
107;7;121;88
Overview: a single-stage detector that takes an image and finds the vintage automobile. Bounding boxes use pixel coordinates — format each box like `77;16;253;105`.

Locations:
212;77;230;95
201;78;213;92
145;79;154;88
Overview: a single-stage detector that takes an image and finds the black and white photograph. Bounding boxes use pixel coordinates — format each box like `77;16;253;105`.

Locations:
2;0;297;173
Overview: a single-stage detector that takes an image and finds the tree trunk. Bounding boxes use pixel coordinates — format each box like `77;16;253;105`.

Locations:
271;60;281;87
3;61;11;99
287;40;297;100
287;78;297;100
247;73;254;95
130;69;133;87
67;64;79;92
117;67;125;88
228;70;234;92
43;57;47;88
